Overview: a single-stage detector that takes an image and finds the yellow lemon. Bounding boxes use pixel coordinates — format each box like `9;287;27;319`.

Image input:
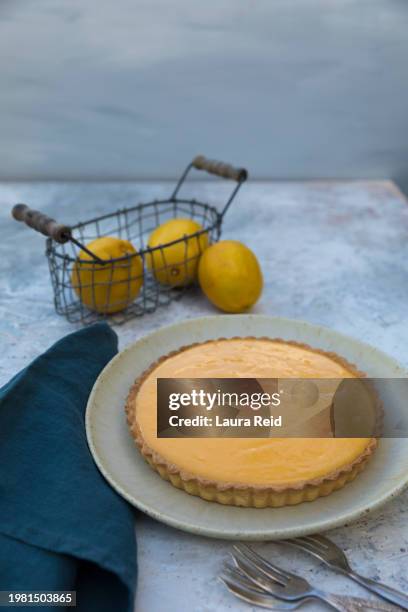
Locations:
71;236;143;313
198;240;263;313
147;218;208;286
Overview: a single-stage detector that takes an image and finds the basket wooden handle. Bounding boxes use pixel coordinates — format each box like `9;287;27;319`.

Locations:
12;204;72;243
192;155;248;182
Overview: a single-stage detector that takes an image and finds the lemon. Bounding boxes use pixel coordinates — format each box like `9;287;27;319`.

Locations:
147;218;208;286
71;236;143;313
198;240;263;313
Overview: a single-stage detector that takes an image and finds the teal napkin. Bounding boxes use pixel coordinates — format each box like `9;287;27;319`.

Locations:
0;323;137;611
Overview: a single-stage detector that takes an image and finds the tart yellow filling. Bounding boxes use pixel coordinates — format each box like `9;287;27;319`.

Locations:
126;338;376;506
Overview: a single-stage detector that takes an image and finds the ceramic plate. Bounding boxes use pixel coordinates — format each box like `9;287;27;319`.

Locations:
86;315;408;540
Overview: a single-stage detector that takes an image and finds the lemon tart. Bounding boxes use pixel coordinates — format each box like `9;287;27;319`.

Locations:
126;338;377;507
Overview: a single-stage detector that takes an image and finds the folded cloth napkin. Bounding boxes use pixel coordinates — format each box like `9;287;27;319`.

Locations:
0;323;137;612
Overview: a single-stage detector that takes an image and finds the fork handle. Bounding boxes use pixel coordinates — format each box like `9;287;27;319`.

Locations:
314;592;365;611
313;590;399;612
348;572;408;610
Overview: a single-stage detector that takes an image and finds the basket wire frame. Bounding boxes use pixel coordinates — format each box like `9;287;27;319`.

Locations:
45;159;246;325
47;194;228;325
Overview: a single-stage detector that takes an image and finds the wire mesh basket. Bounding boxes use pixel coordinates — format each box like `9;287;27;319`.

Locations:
12;155;248;325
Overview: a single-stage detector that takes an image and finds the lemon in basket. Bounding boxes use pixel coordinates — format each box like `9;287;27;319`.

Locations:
71;236;143;314
198;240;263;313
147;218;209;286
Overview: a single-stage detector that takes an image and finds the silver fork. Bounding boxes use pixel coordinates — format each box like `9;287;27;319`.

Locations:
283;535;408;610
221;563;396;611
231;544;400;611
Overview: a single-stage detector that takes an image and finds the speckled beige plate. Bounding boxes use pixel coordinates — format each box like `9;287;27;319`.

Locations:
85;315;408;540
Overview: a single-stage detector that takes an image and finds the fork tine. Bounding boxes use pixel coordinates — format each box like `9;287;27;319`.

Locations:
236;544;300;581
220;574;265;602
283;537;328;561
231;550;287;593
295;537;327;554
284;536;327;552
302;535;330;550
282;537;327;554
234;545;289;586
305;534;335;549
219;575;298;611
222;563;267;593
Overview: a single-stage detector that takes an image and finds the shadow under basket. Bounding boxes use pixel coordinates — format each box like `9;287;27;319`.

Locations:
12;155;248;325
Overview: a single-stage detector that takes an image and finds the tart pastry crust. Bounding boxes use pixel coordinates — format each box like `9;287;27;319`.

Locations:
125;338;377;508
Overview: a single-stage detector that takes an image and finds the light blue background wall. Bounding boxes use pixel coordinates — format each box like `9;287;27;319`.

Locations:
1;0;408;189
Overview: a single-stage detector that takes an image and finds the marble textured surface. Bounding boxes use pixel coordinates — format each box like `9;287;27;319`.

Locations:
1;180;408;611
